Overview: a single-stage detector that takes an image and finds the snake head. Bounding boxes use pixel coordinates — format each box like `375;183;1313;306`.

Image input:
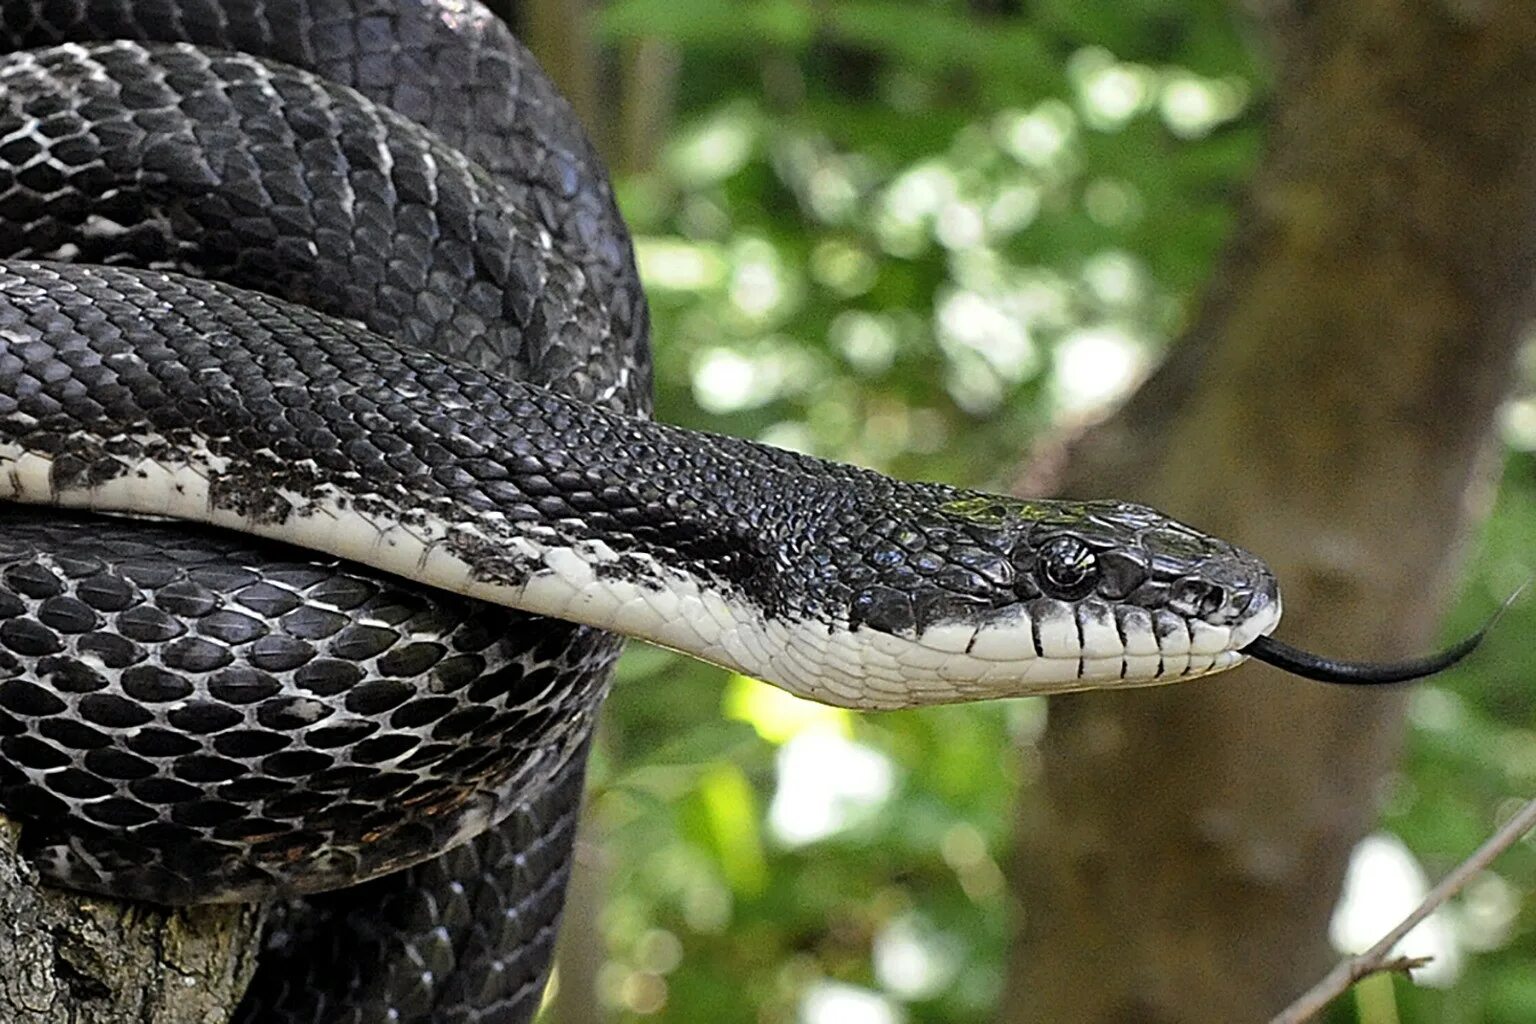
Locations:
1006;499;1279;621
802;495;1281;708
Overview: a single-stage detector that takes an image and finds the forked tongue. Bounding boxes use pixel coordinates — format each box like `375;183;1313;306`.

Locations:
1239;581;1527;685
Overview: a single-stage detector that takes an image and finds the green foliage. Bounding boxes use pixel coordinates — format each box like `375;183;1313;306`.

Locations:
1359;453;1536;1024
545;2;1536;1022
546;2;1273;1021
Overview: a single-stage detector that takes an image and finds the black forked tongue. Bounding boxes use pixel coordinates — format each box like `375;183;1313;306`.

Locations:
1242;630;1486;685
1239;582;1527;686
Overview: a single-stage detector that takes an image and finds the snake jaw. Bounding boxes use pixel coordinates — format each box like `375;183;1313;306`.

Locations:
763;501;1292;706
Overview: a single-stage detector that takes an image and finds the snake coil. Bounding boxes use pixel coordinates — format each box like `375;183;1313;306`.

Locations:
0;2;644;1019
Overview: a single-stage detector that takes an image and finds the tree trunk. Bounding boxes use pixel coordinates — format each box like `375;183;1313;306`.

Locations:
1001;1;1536;1021
0;817;261;1023
524;0;608;156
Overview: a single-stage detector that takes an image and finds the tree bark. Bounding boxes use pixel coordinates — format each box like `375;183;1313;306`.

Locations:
0;817;261;1023
1001;2;1536;1021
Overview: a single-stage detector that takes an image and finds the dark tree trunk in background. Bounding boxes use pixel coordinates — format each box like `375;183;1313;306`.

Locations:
1001;2;1536;1021
510;0;677;175
523;0;605;152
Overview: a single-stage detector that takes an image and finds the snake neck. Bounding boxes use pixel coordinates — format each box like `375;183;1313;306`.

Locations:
0;261;938;704
0;262;1281;709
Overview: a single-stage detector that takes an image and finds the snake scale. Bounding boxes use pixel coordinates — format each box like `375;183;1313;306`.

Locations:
0;2;1484;1021
0;2;642;1019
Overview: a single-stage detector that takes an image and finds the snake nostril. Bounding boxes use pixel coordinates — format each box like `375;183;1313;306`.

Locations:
1169;578;1226;620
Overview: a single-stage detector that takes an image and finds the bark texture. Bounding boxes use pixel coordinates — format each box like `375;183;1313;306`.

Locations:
0;816;261;1023
1001;2;1536;1021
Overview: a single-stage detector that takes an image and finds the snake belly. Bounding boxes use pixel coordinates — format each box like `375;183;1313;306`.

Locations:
0;2;641;1021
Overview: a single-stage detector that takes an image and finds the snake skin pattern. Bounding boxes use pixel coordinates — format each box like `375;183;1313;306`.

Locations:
0;259;1278;707
0;505;613;904
0;0;650;398
0;2;643;1020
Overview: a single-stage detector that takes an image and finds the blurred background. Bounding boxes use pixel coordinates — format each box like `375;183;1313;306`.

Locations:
481;1;1536;1021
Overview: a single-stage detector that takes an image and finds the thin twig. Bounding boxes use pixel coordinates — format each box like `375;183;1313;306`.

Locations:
1271;795;1536;1024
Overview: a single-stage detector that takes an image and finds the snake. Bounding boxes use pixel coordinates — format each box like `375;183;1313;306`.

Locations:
0;2;1489;1021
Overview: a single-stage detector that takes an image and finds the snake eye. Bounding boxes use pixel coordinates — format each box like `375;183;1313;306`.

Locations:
1034;536;1099;600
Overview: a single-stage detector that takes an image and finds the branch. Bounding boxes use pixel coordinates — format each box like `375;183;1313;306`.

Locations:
1271;795;1536;1024
0;813;263;1022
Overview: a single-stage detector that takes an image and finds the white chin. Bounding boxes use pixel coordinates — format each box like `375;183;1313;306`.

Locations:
1228;595;1283;651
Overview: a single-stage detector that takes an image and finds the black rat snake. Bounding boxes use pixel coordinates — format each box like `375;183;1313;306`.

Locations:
0;2;1487;1021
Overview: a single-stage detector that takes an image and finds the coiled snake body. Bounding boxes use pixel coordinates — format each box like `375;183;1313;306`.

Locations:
0;3;1286;1020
